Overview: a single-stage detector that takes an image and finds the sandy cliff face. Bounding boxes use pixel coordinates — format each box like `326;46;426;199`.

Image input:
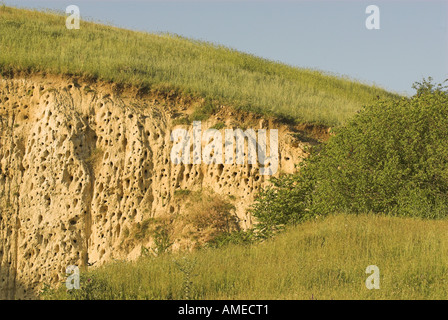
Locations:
0;74;316;299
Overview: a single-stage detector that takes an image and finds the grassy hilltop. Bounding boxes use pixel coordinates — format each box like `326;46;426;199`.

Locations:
0;5;398;126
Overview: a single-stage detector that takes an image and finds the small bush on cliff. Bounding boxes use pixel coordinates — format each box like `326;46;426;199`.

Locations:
249;172;315;238
183;191;239;245
151;222;174;256
251;78;448;235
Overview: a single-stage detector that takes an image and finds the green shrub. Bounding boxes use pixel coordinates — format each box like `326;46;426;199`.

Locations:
151;222;174;256
249;172;315;238
251;78;448;235
309;78;448;218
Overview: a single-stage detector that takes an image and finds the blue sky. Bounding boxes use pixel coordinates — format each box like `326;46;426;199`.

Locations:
4;0;448;95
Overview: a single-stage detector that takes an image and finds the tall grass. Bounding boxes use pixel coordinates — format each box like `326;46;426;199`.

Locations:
0;6;399;126
42;214;448;300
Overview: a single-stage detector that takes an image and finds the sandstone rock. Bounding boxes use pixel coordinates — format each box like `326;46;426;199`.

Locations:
0;75;312;299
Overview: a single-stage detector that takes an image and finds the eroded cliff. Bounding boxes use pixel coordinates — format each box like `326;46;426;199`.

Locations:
0;74;322;299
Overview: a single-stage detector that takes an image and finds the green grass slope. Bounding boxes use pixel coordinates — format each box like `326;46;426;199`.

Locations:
42;214;448;300
0;6;399;126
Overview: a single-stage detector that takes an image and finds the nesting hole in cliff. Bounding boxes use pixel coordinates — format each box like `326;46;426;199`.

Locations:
25;250;32;259
99;205;108;214
44;194;51;206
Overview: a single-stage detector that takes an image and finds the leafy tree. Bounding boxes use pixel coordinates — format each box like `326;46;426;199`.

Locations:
251;78;448;236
